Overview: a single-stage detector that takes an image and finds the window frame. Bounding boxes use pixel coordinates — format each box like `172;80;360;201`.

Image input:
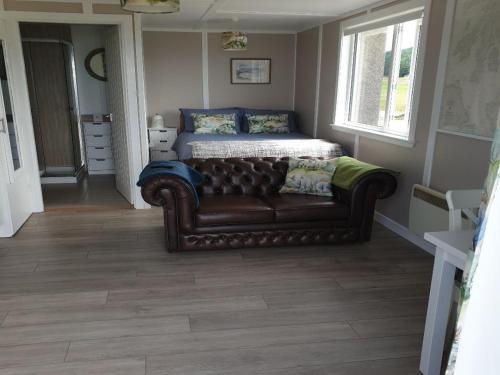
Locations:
332;0;426;147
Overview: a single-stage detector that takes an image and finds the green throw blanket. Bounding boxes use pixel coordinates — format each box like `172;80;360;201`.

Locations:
332;156;398;190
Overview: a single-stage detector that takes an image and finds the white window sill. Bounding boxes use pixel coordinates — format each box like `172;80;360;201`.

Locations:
331;123;415;148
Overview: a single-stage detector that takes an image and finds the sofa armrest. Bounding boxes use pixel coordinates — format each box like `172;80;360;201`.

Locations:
140;176;198;251
333;171;397;241
141;175;196;208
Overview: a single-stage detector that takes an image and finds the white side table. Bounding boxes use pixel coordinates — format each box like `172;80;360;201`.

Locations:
420;230;474;375
148;128;178;161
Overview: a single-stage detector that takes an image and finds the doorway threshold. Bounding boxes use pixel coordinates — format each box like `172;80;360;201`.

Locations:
42;174;132;211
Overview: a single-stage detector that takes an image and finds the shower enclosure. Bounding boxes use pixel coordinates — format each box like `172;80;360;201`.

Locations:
22;34;84;183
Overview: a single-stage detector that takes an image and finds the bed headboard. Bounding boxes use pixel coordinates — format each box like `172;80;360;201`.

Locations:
178;112;186;134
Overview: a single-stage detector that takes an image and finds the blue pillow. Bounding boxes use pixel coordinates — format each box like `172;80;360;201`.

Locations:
180;108;242;132
241;109;297;133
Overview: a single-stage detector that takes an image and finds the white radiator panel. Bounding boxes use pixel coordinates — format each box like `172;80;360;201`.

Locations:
104;26;132;203
409;184;449;237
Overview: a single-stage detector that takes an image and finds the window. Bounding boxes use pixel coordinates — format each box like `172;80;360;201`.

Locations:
334;1;424;144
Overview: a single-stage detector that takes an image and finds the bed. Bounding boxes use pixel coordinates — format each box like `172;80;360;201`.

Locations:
172;108;344;160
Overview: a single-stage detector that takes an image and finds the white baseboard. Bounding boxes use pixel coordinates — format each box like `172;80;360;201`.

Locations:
41;176;78;184
374;211;436;256
88;170;116;175
45;166;75;174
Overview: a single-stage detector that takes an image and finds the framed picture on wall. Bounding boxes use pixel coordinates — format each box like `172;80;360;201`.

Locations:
230;58;271;84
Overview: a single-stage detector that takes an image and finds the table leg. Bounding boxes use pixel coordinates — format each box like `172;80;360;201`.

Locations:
420;248;457;375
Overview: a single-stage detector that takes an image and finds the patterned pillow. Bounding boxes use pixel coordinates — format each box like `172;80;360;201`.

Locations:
247;114;289;134
192;113;237;135
279;158;338;197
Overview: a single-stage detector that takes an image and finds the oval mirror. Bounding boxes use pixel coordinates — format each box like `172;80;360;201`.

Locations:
85;48;107;81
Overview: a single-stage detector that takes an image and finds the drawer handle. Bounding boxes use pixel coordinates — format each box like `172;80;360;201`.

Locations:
92;122;102;125
96;158;106;161
95;147;104;150
160;140;170;143
93;135;103;138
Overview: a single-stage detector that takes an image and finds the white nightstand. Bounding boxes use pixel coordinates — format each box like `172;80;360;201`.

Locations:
148;128;178;161
83;121;115;175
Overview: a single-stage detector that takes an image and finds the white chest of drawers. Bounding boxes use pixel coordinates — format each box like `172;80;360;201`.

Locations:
149;128;178;161
83;121;115;175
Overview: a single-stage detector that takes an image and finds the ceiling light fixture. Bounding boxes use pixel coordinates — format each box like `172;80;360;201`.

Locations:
121;0;179;14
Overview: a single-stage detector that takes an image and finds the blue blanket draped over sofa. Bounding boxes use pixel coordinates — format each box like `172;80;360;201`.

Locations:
137;161;203;207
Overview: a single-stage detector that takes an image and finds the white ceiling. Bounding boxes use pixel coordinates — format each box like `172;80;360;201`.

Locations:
141;0;383;32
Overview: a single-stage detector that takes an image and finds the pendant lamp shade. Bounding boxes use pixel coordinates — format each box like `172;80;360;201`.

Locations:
121;0;179;14
222;32;248;51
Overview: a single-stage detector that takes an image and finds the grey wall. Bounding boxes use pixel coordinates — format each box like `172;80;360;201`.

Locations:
295;0;459;227
143;31;204;127
430;133;490;192
71;25;108;115
208;33;295;110
143;31;295;128
294;27;319;136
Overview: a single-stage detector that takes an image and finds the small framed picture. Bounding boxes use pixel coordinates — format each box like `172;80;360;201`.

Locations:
230;58;271;84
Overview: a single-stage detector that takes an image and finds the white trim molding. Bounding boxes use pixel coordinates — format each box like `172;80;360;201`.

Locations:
133;13;151;207
332;123;416;148
142;27;297;35
2;11;133;25
82;0;92;14
292;32;297;111
201;30;210;109
15;0;81;2
436;129;494;143
422;0;456;187
375;211;436;255
312;24;322;138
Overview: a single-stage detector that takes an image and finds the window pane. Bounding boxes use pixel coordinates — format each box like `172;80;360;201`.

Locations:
387;19;421;134
349;25;394;127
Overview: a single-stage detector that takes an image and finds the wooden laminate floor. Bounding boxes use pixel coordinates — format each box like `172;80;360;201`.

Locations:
41;175;132;211
0;208;434;374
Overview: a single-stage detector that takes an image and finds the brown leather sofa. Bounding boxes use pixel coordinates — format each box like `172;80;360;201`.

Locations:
141;157;397;252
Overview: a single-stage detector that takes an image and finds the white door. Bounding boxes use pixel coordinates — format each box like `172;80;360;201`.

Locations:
0;19;42;237
104;25;133;203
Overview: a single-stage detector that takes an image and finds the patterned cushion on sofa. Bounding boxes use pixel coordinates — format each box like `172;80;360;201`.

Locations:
192;113;237;135
279;158;338;197
247;114;289;134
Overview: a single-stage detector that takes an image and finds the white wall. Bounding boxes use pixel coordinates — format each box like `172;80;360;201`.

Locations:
71;25;108;115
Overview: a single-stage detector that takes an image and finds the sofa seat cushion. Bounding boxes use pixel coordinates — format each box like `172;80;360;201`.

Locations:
263;195;349;223
196;195;274;227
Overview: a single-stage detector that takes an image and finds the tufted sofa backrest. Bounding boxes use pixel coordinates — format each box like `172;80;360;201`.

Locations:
185;157;290;196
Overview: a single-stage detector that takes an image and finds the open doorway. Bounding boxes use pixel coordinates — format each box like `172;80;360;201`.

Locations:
20;22;133;211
